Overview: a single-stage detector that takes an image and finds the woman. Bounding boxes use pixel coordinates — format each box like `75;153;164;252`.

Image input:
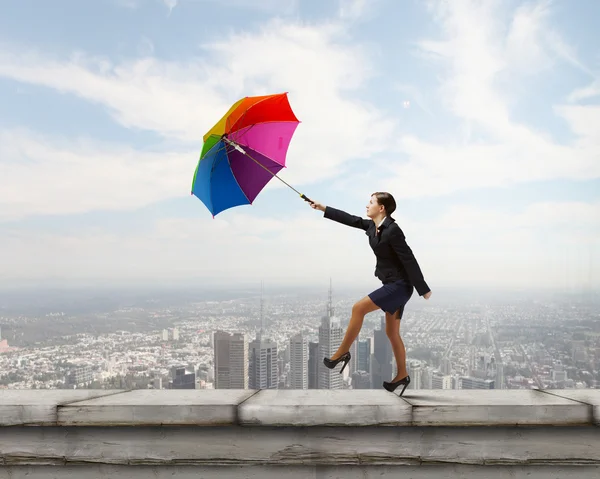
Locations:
310;192;431;396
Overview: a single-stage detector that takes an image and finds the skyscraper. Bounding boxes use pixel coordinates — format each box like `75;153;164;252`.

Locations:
249;337;278;389
357;339;372;373
407;359;422;390
308;341;319;389
289;333;308;389
370;315;393;389
248;283;278;389
213;330;248;389
318;281;343;389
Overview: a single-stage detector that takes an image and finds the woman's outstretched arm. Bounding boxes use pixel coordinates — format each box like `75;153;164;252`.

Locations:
310;201;371;231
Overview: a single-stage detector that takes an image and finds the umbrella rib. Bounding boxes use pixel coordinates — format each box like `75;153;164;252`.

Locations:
224;144;252;205
226;95;272;133
230;120;298;166
226;93;294;133
224;138;303;197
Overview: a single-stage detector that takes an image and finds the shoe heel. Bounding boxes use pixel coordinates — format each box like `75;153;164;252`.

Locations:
399;382;409;397
339;357;349;374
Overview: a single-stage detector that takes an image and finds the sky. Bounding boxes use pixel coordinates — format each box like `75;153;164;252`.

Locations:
0;0;599;293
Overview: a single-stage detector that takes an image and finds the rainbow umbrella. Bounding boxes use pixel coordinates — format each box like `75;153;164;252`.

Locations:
191;92;312;216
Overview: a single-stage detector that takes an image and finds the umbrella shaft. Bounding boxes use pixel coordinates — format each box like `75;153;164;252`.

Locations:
222;137;308;199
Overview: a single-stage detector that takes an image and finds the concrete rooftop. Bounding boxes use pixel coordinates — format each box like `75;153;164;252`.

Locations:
1;389;600;478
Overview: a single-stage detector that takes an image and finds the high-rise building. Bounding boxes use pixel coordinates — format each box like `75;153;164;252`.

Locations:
170;366;195;389
308;341;319;389
441;357;452;375
318;281;343;389
357;339;371;373
460;376;495;389
249;336;278;389
371;315;393;389
248;283;278;389
289;333;308;389
431;372;452;389
407;359;422;390
495;363;504;389
213;330;248;389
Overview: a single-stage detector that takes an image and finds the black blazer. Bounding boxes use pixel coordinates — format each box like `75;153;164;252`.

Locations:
323;206;430;296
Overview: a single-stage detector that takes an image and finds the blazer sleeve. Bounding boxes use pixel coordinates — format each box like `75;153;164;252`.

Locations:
323;206;371;231
389;227;430;296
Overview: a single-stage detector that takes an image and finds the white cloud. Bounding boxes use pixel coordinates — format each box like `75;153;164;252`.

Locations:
0;129;194;220
383;0;600;199
162;0;177;15
1;201;598;289
0;18;396;218
338;0;368;21
568;80;600;102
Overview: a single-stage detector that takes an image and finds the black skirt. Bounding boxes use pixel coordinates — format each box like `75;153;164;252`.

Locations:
368;279;414;317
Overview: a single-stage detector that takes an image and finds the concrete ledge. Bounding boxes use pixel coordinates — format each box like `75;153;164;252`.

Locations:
238;390;412;426
57;389;259;426
541;390;600;426
404;390;592;426
2;389;598;427
1;425;600;466
0;390;128;426
2;390;600;474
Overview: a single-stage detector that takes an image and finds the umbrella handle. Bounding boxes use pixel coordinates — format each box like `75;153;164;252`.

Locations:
300;194;314;204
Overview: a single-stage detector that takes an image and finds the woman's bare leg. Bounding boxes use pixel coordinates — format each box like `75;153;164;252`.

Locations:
385;309;408;382
330;296;380;360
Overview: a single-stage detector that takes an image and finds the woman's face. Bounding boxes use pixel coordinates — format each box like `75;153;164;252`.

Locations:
366;195;383;218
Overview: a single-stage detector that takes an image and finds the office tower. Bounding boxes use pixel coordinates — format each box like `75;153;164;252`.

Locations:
172;328;180;341
318;281;343;389
421;366;432;389
431;372;452;389
248;283;278;389
170;366;195;389
407;359;422;390
308;341;319;389
162;329;169;341
357;339;371;373
213;330;248;389
441;356;452;375
350;339;359;375
289;333;308;389
370;315;393;389
249;337;278;389
460;376;495;389
67;365;94;387
495;363;504;389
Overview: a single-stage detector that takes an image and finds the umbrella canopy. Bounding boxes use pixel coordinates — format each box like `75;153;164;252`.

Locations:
191;92;305;216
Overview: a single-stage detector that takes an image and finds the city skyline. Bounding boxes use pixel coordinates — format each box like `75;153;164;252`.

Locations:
1;280;597;391
0;0;599;289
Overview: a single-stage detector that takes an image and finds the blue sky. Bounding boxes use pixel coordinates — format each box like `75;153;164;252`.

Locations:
0;0;598;291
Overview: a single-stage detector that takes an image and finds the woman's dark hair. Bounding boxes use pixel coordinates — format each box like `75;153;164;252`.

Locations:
371;191;396;216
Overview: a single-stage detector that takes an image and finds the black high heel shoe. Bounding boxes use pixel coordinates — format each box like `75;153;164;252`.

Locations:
383;375;410;396
323;352;351;374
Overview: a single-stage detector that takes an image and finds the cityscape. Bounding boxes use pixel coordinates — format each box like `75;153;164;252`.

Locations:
1;284;598;392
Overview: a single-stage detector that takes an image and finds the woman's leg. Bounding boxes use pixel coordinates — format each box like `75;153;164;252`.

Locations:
330;296;379;360
385;309;408;382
